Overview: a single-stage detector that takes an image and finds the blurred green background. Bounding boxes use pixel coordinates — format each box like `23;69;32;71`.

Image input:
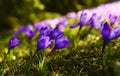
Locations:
0;0;118;32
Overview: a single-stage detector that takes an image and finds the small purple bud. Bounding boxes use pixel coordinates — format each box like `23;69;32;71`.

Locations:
86;13;97;27
100;22;111;44
25;24;37;40
46;35;70;57
54;36;70;49
9;37;20;49
109;14;117;25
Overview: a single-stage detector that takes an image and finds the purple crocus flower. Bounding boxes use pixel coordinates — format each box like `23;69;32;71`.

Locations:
40;27;53;36
8;37;20;53
66;12;77;19
57;16;68;29
100;21;120;58
54;36;70;49
25;24;37;40
30;35;52;63
34;20;49;30
13;26;25;37
87;13;97;28
70;11;89;39
70;11;87;28
49;27;64;40
46;35;70;57
37;36;52;51
109;14;117;26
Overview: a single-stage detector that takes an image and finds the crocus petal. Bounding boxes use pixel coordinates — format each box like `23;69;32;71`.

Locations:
54;36;70;49
49;27;64;40
101;22;111;43
86;13;96;27
79;12;87;27
37;35;52;50
109;25;120;40
70;22;80;28
109;14;117;25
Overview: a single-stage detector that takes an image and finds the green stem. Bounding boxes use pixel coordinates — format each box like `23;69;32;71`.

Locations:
76;26;82;40
30;49;38;64
46;48;56;57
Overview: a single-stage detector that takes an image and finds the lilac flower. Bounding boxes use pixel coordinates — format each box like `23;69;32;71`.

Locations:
25;24;37;40
8;37;20;53
100;21;120;58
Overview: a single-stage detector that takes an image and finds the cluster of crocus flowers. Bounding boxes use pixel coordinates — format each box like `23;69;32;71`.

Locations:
8;1;120;64
100;19;120;58
30;26;70;62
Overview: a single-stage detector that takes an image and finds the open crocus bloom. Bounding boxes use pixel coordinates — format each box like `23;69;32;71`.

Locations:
37;35;52;51
100;20;120;57
101;21;120;44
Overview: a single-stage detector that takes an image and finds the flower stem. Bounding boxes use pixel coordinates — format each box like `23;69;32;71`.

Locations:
76;26;82;40
30;49;38;64
101;41;107;67
102;41;106;59
46;48;56;57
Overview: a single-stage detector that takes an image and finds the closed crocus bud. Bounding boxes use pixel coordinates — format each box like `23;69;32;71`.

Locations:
25;24;37;40
70;11;88;28
109;14;117;25
87;13;97;28
8;37;20;54
46;35;70;57
101;21;111;44
49;27;64;40
54;36;70;49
